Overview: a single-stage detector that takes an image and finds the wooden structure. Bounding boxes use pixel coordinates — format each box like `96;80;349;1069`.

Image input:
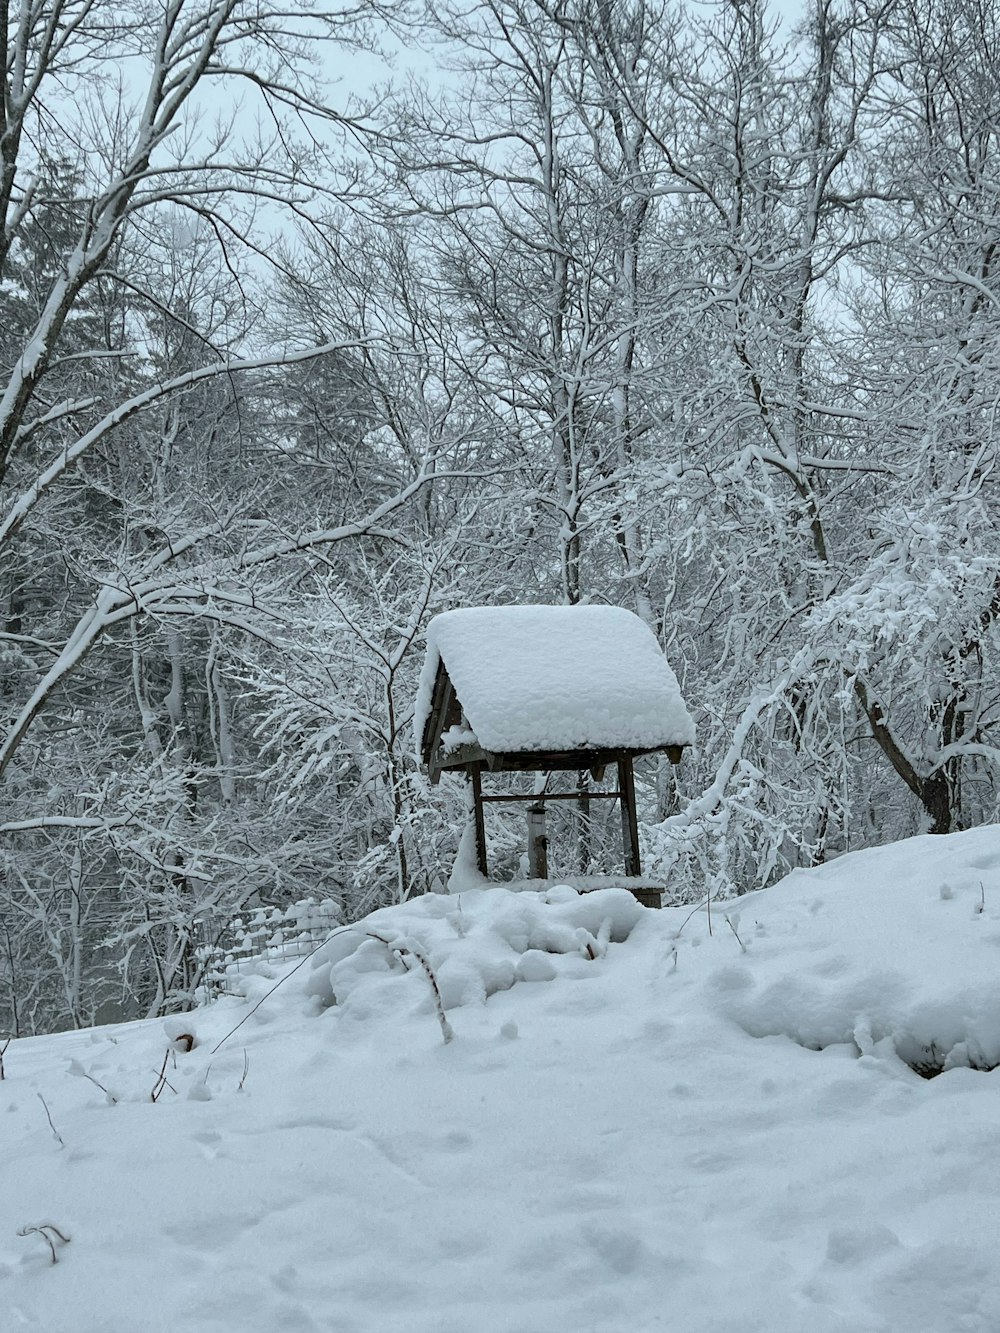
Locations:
415;606;694;904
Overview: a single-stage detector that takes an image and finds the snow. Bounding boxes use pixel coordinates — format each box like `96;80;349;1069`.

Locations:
5;826;1000;1330
414;604;695;756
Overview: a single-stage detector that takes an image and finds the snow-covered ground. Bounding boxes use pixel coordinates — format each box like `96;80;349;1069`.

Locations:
5;827;1000;1332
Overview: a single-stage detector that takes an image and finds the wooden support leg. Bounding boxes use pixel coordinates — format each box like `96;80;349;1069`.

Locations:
576;769;591;873
527;802;548;879
469;763;488;876
618;757;641;877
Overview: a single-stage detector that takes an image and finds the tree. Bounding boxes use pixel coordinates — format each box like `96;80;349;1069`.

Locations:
0;0;475;1029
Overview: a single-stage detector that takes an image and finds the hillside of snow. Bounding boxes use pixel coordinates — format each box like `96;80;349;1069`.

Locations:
5;827;1000;1332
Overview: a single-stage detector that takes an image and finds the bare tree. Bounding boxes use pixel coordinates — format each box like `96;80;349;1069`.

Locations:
0;0;487;1027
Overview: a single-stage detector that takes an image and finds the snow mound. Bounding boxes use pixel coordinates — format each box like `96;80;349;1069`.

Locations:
692;825;1000;1076
305;885;645;1014
7;828;1000;1333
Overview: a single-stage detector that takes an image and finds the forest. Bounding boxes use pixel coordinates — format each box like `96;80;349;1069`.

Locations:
1;0;998;1033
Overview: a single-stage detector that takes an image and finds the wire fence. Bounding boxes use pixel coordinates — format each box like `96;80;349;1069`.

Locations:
194;897;343;1001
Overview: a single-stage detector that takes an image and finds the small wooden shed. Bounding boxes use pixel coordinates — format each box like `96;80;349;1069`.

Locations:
414;605;694;900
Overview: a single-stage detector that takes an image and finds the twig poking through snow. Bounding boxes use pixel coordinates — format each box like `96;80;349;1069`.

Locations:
367;932;455;1044
725;915;747;953
68;1060;117;1104
36;1093;64;1149
17;1222;70;1265
238;1050;249;1091
0;1037;9;1079
672;893;714;946
211;923;356;1054
150;1049;178;1102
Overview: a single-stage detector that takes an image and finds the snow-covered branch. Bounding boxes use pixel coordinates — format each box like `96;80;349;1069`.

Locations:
0;339;373;551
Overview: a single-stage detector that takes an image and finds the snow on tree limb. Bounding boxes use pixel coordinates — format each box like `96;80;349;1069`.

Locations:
0;339;374;551
0;459;468;779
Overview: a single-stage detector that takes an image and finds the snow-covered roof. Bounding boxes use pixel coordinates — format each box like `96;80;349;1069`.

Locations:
415;604;695;758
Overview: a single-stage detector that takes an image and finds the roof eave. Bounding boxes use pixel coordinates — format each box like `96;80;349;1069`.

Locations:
430;741;689;777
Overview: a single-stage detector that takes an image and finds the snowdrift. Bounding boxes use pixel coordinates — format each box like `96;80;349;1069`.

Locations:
4;826;1000;1332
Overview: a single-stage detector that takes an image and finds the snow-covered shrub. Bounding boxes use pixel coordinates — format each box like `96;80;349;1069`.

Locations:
304;885;643;1015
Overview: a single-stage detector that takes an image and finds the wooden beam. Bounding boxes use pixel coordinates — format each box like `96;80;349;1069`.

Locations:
618;756;641;877
433;741;497;772
467;745;681;772
426;672;456;785
469;763;488;876
431;742;689;778
489;748;629;772
576;769;591;873
478;790;621;804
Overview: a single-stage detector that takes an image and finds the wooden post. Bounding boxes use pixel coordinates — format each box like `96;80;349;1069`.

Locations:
527;802;548;879
576;769;591;872
469;763;488;876
618;757;641;877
